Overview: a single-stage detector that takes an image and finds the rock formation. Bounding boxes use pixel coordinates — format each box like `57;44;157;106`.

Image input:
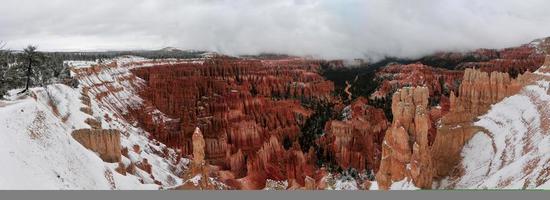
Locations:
375;87;434;190
456;45;545;74
72;129;121;163
431;68;533;178
191;127;207;174
320;97;389;172
539;55;550;74
177;127;217;190
371;63;463;100
304;176;317;190
128;57;335;187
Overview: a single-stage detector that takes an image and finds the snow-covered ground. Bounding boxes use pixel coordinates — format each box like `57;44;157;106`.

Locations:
0;56;199;190
0;85;155;189
440;80;550;189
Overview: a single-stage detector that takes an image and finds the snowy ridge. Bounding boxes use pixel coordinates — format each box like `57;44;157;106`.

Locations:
0;56;200;190
69;57;194;188
65;55;205;71
0;85;155;189
440;79;550;189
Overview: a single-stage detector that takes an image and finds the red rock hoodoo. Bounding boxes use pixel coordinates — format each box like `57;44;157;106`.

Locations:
320;97;389;172
129;57;335;188
177;127;221;190
375;87;434;190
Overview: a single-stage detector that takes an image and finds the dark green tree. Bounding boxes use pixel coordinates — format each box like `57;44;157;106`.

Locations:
18;45;42;94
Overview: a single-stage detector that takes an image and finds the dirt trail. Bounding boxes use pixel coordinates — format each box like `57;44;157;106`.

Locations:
344;75;358;101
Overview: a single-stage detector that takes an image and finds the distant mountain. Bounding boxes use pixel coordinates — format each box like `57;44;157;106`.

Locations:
158;47;183;52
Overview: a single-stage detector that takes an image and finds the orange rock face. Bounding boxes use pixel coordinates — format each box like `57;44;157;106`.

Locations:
72;129;122;163
320;97;389;172
375;87;434;190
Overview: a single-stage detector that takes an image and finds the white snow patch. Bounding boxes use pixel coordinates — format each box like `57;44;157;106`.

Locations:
440;79;550;189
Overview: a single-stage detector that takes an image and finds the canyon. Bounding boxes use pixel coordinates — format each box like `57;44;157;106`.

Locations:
1;38;549;190
69;38;550;190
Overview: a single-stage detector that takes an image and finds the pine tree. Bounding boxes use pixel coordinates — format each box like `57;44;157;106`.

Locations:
0;42;8;98
18;45;41;94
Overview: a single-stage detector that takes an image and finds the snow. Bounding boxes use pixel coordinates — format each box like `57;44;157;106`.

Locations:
263;179;288;190
440;80;550;189
65;60;99;70
341;105;352;121
0;55;195;189
536;181;550;190
37;85;92;129
69;58;187;188
363;180;418;190
334;179;359;190
390;179;420;190
189;175;202;186
368;181;379;190
0;85;150;189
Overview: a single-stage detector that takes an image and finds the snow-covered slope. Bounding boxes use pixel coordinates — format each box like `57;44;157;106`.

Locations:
0;56;200;190
0;85;155;189
440;78;550;189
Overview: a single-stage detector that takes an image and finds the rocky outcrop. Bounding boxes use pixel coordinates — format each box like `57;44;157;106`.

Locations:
72;129;121;163
320;97;389;172
191;127;206;173
376;87;434;190
431;68;533;179
456;46;545;74
371;63;463;100
539;55;550;74
304;176;317;190
420;44;545;75
230;136;317;189
177;128;218;190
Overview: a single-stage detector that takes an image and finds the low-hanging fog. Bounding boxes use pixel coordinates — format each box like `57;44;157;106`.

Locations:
2;0;550;61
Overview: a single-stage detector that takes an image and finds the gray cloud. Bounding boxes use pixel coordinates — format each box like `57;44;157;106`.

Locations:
1;0;550;60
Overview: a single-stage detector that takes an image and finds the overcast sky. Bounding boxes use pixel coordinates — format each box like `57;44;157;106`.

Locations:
2;0;550;60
